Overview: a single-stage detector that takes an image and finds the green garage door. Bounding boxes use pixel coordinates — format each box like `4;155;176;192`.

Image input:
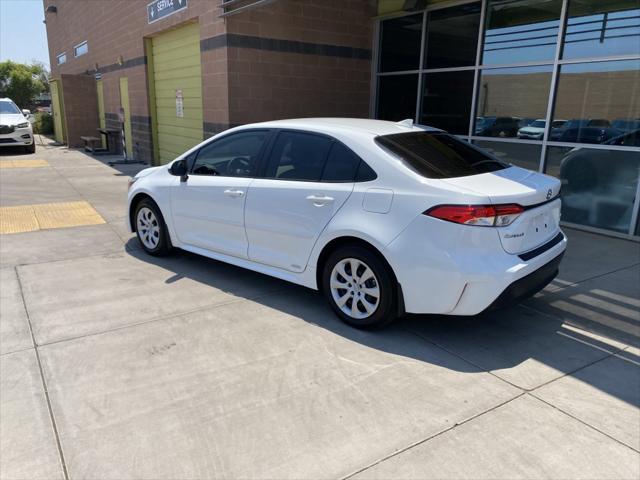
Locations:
152;22;203;164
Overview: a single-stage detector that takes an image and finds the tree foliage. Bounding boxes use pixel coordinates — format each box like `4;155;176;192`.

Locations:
0;61;48;109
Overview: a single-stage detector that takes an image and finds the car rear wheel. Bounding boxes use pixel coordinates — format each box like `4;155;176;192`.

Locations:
134;199;171;256
322;245;398;329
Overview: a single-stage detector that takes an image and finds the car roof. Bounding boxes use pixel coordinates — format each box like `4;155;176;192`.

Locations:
235;118;442;137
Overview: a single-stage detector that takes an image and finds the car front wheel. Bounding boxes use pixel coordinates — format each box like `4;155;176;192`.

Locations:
134;199;171;256
322;245;398;329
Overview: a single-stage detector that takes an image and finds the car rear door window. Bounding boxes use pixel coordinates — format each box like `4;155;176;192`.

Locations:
264;131;333;181
376;131;508;179
191;130;268;177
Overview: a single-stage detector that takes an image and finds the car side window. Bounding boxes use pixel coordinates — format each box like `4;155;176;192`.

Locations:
321;142;361;182
320;142;377;182
264;131;333;181
191;130;268;177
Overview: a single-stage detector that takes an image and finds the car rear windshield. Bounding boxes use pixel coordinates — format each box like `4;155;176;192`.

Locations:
375;132;509;179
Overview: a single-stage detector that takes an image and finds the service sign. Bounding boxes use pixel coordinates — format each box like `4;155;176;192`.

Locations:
148;0;187;24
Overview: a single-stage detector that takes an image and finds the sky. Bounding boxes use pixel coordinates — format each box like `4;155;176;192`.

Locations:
0;0;50;67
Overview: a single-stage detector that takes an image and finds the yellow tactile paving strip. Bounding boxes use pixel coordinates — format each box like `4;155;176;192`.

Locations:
0;159;50;169
0;201;105;234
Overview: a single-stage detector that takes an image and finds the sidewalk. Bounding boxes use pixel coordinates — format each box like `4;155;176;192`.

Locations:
1;144;638;480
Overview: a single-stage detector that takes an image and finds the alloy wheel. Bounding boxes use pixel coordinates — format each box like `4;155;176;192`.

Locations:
137;207;160;250
330;258;380;319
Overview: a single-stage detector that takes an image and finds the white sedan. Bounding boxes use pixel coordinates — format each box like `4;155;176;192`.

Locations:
0;98;36;153
127;118;566;328
518;119;567;140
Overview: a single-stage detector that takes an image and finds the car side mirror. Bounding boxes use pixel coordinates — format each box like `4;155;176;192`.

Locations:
169;159;188;182
22;109;31;117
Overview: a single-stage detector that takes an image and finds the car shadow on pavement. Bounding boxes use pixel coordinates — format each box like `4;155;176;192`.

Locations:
0;145;35;156
125;241;639;407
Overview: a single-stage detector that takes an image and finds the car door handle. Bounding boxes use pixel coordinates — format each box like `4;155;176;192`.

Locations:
224;189;245;198
306;195;334;206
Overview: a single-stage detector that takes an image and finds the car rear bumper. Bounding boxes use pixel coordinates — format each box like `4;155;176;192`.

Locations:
485;250;564;311
0;131;34;146
385;215;567;315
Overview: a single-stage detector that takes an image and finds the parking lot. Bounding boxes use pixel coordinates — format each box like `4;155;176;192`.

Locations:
1;140;639;479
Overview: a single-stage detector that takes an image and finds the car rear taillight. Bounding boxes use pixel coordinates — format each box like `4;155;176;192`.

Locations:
424;204;524;227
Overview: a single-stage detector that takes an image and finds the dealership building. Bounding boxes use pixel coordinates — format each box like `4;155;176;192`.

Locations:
44;0;639;238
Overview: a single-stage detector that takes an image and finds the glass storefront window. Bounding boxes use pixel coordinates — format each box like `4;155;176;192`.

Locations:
379;14;423;72
563;0;640;60
482;0;563;65
420;70;474;134
424;3;481;69
377;74;418;122
474;140;542;171
551;59;640;143
475;65;553;138
546;146;640;233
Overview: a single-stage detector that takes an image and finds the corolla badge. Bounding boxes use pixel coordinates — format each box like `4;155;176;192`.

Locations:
546;189;553;200
504;232;524;238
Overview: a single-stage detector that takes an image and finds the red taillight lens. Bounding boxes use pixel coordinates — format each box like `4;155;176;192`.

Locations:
425;204;524;227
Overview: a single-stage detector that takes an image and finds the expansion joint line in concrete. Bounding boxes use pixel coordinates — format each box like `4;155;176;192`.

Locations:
14;267;70;480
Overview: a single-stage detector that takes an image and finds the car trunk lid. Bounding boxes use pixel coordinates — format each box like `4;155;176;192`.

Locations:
441;166;562;254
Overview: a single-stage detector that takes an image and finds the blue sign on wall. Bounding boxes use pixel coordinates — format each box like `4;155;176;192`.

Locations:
148;0;188;24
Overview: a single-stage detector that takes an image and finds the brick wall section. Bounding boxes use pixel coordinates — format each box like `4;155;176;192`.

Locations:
225;0;374;125
43;0;374;161
44;0;226;162
59;74;99;148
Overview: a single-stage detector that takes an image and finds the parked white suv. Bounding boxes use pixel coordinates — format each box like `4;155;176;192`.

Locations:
127;118;566;328
0;98;36;153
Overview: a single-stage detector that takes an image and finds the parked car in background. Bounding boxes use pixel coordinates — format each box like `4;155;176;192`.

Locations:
517;119;567;140
550;119;613;141
518;118;535;128
557;127;623;144
0;98;35;153
606;129;640;147
611;119;640;133
127;118;565;328
475;116;520;137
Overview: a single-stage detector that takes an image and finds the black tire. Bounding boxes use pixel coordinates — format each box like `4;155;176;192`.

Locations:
322;245;398;329
134;198;172;256
25;142;36;154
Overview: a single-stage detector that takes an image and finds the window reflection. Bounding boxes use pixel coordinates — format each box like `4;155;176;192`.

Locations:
475;65;553;138
420;70;474;134
482;0;562;65
563;0;640;59
546;147;640;234
551;60;640;143
377;75;418;122
379;14;423;72
474;140;542;171
425;3;481;69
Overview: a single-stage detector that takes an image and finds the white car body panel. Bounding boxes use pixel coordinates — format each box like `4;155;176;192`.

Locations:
170;175;253;258
128;118;566;316
244;179;354;272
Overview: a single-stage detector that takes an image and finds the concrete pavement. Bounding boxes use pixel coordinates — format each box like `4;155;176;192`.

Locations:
1;140;639;479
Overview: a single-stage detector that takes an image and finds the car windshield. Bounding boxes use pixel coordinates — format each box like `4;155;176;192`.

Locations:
376;131;509;179
0;102;21;114
530;120;545;128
